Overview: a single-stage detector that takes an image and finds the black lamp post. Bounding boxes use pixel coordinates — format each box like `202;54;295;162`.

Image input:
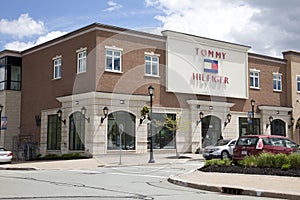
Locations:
0;104;3;131
148;85;155;163
250;99;255;135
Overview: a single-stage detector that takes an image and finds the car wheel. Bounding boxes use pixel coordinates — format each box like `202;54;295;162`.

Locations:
221;151;230;159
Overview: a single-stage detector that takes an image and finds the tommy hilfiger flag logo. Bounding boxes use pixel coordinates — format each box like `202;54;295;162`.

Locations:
204;59;218;73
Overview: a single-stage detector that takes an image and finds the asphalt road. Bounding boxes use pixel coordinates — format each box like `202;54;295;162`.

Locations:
0;160;281;200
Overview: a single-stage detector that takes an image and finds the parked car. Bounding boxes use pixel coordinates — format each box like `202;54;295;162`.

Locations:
233;135;300;163
0;147;13;164
203;138;237;160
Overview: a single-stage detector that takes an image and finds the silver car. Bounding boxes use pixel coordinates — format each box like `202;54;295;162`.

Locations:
203;138;237;160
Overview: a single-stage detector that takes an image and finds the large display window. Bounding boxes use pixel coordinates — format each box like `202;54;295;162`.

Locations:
107;111;136;150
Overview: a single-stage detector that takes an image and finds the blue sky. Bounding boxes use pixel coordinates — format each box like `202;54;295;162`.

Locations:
1;0;300;58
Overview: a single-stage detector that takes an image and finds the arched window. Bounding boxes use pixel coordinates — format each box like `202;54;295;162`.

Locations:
69;111;85;150
107;111;136;150
201;115;221;147
152;113;176;149
271;119;286;136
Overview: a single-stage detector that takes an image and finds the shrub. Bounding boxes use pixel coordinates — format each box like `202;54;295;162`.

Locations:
37;152;88;160
60;153;81;159
288;153;300;169
44;154;59;160
204;159;218;166
221;158;232;166
206;153;300;170
239;153;300;170
256;153;275;168
281;163;291;170
241;155;257;167
205;158;232;166
35;153;42;159
273;153;289;168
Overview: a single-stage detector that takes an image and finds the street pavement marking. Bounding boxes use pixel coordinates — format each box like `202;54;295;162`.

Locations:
68;169;166;178
69;170;104;174
110;172;167;179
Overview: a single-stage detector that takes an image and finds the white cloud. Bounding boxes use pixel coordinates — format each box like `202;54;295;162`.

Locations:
104;1;123;12
4;41;35;51
4;31;67;51
145;0;159;7
146;0;300;58
35;31;67;45
0;13;46;38
148;0;258;42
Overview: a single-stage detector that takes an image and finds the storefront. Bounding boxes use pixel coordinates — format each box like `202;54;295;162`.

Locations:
5;23;298;157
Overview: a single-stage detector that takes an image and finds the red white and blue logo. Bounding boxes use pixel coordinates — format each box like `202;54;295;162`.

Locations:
204;59;218;73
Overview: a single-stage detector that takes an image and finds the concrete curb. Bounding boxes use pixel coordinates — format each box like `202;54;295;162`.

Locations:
0;166;37;171
168;175;300;200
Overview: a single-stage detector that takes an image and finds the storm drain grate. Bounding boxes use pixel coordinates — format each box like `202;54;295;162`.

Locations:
221;187;243;195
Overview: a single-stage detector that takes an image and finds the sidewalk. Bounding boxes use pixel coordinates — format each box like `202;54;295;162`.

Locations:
0;152;201;169
169;170;300;199
1;153;300;199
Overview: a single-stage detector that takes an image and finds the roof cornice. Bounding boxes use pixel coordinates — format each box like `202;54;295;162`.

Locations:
248;52;286;64
0;50;21;58
22;23;165;56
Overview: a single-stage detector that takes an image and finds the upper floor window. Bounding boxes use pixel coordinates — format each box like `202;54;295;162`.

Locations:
250;69;260;89
0;56;22;91
77;49;86;73
53;57;62;79
273;73;282;92
145;53;159;76
297;76;300;93
105;47;122;72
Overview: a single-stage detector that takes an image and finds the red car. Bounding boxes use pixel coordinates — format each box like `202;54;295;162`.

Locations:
233;135;299;162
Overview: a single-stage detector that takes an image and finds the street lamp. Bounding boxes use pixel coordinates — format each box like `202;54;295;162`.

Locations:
289;117;295;129
0;104;3;131
148;85;155;163
224;113;232;127
266;116;273;129
250;99;255;135
81;107;90;123
100;106;109;123
196;111;204;125
57;109;66;124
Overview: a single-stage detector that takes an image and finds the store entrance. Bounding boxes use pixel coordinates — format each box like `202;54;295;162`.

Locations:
201;115;221;148
271;119;286;136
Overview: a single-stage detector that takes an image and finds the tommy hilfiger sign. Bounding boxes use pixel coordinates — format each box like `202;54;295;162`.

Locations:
192;73;229;84
163;30;249;99
192;48;229;84
195;48;226;60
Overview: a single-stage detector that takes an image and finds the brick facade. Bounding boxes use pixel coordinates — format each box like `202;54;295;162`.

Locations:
1;23;300;157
